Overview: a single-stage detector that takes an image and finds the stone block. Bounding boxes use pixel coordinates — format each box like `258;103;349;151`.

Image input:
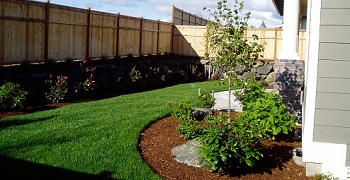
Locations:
306;162;322;176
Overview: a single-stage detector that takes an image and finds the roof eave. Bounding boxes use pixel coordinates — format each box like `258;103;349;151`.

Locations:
271;0;284;16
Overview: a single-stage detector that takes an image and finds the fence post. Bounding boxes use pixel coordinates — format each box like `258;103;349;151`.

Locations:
86;7;91;58
139;16;143;56
157;19;160;54
172;5;175;24
25;2;29;60
116;13;120;56
181;11;184;25
44;0;50;60
274;28;278;60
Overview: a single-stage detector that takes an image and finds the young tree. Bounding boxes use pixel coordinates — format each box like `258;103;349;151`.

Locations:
204;0;264;122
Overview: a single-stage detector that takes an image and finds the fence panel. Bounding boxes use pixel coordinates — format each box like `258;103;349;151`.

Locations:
90;12;118;58
173;26;207;57
0;0;173;65
48;5;88;60
141;20;158;55
0;1;46;64
172;6;207;26
118;16;141;56
158;23;173;53
173;26;306;60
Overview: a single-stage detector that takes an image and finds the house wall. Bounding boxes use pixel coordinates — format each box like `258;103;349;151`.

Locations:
303;0;350;178
314;0;350;151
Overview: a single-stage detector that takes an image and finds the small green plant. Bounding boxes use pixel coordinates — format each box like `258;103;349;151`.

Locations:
73;58;96;94
130;66;142;83
0;82;28;110
198;113;262;172
312;172;338;180
45;74;68;103
170;100;203;140
198;90;215;109
234;78;265;107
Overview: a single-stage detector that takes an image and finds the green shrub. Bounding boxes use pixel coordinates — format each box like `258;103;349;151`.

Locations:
239;91;296;140
177;119;203;140
236;79;296;140
0;82;28;110
198;113;262;172
198;79;295;172
170;100;194;121
170;100;203;140
312;172;338;180
234;78;265;107
45;75;68;103
198;90;215;109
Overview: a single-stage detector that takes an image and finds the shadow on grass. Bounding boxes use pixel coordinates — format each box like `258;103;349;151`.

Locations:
0;155;115;179
0;116;57;132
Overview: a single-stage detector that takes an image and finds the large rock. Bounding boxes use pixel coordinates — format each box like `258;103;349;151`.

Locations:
192;108;213;120
171;140;206;168
265;72;275;86
241;71;256;80
252;61;264;68
257;64;273;75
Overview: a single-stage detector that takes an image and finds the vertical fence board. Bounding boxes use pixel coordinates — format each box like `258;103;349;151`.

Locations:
158;23;172;53
27;22;45;61
142;20;158;54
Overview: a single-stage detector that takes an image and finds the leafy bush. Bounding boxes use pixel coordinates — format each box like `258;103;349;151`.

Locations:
236;79;296;140
234;79;265;107
130;66;142;83
45;74;68;103
198;113;262;172
0;82;28;110
198;90;215;109
170;100;203;140
312;172;338;180
73;59;96;94
198;79;296;172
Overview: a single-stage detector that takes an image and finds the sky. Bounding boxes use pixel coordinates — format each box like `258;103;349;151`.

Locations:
41;0;283;28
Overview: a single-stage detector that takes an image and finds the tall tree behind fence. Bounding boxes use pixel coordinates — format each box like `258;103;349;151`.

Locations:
172;6;207;26
0;0;172;65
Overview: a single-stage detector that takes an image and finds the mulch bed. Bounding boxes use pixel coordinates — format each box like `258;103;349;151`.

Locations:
139;115;311;180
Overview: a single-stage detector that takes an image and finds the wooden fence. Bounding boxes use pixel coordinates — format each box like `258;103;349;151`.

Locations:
0;0;306;65
173;26;307;60
172;6;207;26
0;0;173;65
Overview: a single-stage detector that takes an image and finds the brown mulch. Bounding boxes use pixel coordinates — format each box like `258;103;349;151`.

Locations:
139;115;311;180
0;102;310;180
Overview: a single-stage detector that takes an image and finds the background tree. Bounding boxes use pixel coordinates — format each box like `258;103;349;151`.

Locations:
204;0;264;121
260;21;267;28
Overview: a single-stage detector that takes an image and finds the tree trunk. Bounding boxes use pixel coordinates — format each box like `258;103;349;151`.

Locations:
228;78;231;123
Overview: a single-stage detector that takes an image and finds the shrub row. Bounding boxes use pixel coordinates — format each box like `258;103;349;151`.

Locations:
170;80;296;172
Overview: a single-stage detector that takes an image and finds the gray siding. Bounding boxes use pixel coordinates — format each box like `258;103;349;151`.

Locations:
314;0;350;150
322;0;350;9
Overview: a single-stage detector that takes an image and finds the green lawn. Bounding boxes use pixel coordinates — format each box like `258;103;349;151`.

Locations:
0;81;227;179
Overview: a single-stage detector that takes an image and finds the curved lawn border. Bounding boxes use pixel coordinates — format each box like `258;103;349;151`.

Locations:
0;81;227;179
